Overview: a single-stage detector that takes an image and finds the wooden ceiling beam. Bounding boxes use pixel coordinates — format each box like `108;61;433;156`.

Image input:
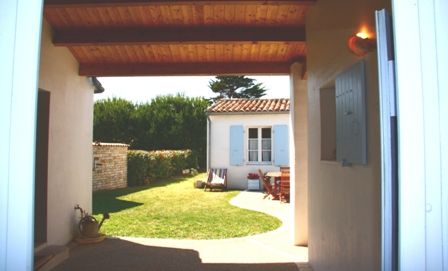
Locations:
54;27;306;46
78;61;305;76
45;0;317;9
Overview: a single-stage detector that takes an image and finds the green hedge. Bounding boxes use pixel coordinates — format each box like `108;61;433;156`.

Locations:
127;150;151;187
127;149;197;187
94;95;209;169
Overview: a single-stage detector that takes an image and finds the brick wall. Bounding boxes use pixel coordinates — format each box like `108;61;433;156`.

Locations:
92;142;129;191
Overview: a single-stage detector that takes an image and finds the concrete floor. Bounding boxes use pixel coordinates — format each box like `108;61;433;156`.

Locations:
53;191;309;271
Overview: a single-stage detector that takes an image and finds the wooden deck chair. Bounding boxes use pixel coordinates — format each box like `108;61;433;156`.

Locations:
258;169;274;199
279;167;290;202
204;168;227;191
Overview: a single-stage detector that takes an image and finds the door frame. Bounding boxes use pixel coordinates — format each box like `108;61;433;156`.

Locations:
392;0;448;270
0;0;44;270
376;9;398;271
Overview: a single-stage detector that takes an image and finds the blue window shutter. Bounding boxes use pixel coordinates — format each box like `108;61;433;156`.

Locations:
229;125;244;166
273;125;289;166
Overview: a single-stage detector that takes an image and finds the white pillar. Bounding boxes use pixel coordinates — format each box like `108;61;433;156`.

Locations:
0;0;43;270
289;62;309;246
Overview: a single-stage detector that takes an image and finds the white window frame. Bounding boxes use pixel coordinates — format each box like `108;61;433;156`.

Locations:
246;126;272;164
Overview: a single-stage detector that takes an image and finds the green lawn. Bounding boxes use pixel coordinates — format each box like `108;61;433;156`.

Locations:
93;173;282;239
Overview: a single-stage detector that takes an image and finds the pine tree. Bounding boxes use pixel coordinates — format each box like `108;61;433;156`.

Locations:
208;76;267;100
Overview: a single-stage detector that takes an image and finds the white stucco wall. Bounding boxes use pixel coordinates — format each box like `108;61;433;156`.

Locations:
38;20;94;246
305;0;389;270
209;113;289;190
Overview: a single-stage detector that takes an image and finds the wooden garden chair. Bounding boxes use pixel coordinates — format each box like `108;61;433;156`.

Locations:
279;167;290;202
204;168;227;191
258;169;275;199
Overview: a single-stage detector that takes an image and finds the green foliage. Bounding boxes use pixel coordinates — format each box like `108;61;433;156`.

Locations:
93;98;135;144
93;174;282;239
127;150;151;187
208;76;267;100
94;94;210;169
168;150;195;175
127;149;196;186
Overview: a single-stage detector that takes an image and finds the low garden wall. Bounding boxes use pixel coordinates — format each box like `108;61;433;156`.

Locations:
92;142;129;191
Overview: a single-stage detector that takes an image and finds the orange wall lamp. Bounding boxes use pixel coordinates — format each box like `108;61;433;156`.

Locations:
348;31;376;57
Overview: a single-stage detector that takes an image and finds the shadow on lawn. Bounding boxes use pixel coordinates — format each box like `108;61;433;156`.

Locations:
93;174;206;215
93;194;143;215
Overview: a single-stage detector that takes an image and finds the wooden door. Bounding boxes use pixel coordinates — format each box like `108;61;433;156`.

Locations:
34;90;50;247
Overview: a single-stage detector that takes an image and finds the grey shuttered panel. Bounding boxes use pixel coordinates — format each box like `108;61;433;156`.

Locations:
335;60;367;165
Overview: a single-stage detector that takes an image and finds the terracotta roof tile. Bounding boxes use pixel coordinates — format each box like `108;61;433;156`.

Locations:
207;98;289;114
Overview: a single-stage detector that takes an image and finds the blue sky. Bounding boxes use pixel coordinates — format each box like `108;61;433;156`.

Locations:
95;76;290;103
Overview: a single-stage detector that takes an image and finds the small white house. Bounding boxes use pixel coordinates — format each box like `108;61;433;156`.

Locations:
207;98;290;190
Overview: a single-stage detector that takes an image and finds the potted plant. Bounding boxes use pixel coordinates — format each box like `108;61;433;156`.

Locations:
247;173;260;191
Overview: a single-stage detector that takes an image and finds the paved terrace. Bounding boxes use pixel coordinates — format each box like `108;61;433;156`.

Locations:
53;191;310;271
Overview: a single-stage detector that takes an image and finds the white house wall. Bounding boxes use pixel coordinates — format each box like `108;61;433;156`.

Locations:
209;113;289;190
38;20;94;246
306;0;389;270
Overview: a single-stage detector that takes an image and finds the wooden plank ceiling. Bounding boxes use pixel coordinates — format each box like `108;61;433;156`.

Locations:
44;0;315;76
